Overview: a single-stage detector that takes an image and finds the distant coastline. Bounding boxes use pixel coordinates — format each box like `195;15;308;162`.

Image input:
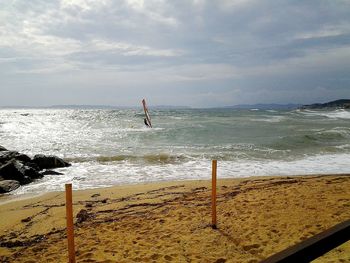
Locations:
223;103;301;110
300;99;350;110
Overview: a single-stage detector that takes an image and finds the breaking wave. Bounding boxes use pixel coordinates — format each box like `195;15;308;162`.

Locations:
66;153;189;164
300;109;350;119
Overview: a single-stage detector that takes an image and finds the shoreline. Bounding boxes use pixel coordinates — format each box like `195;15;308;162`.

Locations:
1;172;350;205
0;174;349;262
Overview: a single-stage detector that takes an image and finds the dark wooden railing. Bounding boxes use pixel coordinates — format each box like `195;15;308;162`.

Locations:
261;219;350;263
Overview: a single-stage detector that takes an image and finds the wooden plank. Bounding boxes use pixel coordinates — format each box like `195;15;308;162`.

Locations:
261;219;350;263
65;183;76;263
212;160;217;229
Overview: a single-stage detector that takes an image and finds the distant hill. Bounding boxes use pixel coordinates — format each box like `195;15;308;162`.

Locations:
225;103;301;110
300;99;350;109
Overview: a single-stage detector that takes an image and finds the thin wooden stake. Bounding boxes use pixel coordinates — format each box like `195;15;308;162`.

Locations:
212;160;217;229
65;184;76;263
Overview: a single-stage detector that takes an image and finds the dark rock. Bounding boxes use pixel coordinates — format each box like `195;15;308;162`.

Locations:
0;145;7;152
0;151;31;165
32;154;71;169
0;180;20;193
91;193;100;198
24;165;43;180
0;159;42;184
0;160;32;184
24;162;41;171
40;170;63;176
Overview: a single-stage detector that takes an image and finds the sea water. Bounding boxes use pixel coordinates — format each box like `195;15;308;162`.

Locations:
1;108;350;195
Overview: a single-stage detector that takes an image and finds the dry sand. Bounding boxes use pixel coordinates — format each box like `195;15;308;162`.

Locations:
0;174;349;263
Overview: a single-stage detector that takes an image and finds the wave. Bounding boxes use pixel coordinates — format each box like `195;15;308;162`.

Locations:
334;144;350;150
66;153;189;165
65;144;292;165
250;115;285;123
271;127;350;151
11;152;350;197
299;109;350;119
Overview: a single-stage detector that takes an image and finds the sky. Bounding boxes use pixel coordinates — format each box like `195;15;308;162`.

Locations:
1;0;350;107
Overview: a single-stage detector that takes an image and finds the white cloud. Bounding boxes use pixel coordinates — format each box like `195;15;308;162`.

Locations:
158;63;240;82
90;39;184;57
126;0;144;10
1;0;350;106
0;21;82;57
218;0;256;11
60;0;111;12
293;25;349;40
125;0;178;26
236;45;350;78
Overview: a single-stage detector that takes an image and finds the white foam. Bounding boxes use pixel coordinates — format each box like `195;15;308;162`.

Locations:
301;109;350;119
9;153;350;197
253;115;285;123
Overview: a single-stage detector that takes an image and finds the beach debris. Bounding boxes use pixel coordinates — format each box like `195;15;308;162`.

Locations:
85;203;93;208
91;193;101;198
0;180;20;193
76;209;93;224
21;216;32;223
192;187;207;192
0;234;45;248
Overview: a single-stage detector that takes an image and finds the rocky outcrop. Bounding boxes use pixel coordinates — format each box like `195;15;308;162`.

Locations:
0;151;31;165
0;180;20;193
32;154;71;170
0;149;71;194
40;170;64;176
0;159;42;184
0;145;7;152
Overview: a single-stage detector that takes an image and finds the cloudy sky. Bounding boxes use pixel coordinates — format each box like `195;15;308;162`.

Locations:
1;0;350;107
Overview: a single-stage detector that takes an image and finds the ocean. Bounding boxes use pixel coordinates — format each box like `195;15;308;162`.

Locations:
1;108;350;196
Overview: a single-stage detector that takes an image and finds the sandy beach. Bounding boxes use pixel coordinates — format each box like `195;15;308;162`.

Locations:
0;174;349;262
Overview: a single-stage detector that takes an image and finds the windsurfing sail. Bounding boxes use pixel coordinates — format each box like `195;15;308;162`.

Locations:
142;99;152;128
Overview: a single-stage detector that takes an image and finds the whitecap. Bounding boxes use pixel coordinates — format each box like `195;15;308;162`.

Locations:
300;109;350;119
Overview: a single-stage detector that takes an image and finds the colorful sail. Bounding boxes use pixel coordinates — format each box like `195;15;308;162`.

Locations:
142;99;152;128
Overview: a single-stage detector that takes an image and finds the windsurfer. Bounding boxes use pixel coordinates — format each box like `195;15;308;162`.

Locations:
144;118;150;127
142;99;152;128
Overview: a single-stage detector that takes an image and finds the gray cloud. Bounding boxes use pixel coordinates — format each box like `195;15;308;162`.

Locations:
1;0;350;107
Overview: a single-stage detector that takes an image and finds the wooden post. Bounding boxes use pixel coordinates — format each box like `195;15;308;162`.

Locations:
65;184;76;263
212;160;217;229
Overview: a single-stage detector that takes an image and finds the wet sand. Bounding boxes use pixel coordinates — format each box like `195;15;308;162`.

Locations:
0;174;349;262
